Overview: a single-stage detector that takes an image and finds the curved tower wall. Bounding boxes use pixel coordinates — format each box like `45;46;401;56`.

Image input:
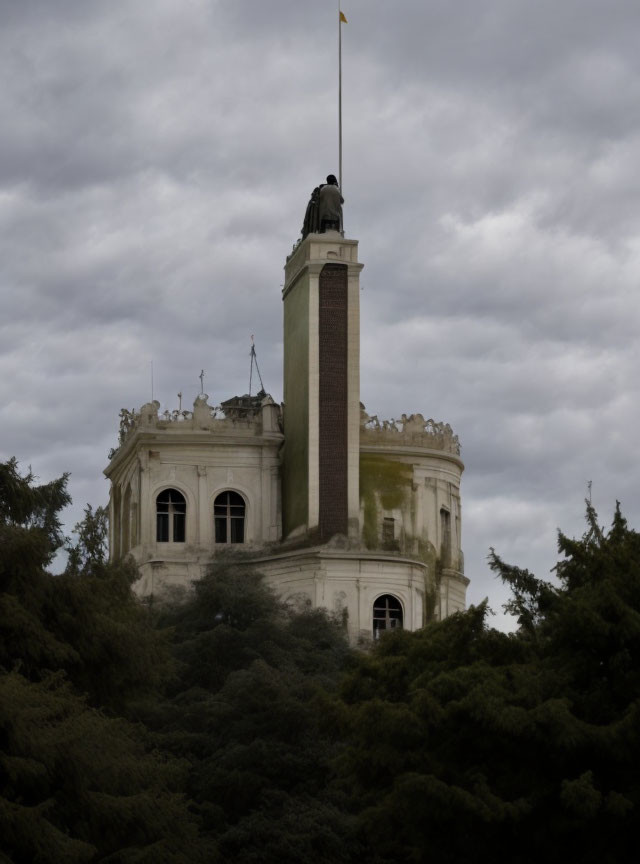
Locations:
359;418;467;621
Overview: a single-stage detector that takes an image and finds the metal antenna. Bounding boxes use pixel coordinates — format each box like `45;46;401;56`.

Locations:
249;335;265;396
150;360;154;402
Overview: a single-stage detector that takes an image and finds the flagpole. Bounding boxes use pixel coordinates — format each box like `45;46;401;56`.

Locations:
338;4;343;192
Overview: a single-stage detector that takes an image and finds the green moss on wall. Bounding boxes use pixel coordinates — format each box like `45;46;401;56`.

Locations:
418;539;439;621
359;455;412;550
360;455;441;623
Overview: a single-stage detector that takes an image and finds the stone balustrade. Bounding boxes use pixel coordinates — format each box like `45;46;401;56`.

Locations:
108;393;281;459
360;406;460;455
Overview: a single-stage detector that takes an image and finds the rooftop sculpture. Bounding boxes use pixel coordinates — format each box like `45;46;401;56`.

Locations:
108;392;280;459
360;405;461;455
301;174;344;239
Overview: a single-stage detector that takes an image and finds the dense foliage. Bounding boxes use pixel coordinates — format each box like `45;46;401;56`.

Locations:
147;560;354;863
0;460;353;862
0;460;204;862
2;457;639;863
332;503;640;863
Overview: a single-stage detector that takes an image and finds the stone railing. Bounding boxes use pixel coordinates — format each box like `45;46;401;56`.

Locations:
109;393;281;458
360;407;460;455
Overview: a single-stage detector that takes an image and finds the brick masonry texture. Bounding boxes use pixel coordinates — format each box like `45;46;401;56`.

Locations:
318;263;348;539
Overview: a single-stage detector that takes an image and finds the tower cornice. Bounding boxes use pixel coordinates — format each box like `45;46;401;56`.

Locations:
283;231;362;300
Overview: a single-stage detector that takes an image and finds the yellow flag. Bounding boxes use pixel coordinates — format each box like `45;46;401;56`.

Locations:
340;11;348;23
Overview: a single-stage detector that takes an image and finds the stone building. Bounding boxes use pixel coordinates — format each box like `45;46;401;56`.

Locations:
105;226;468;643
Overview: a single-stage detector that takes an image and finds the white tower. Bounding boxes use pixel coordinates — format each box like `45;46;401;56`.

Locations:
105;204;468;642
281;230;362;542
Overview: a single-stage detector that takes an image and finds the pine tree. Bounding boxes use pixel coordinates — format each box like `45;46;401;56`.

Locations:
65;504;109;575
0;459;210;862
332;505;640;864
149;557;355;863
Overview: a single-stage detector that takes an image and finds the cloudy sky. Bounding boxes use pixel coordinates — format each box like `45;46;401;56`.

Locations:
2;0;639;628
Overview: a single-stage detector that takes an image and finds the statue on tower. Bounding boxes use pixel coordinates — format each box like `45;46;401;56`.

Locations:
301;174;344;238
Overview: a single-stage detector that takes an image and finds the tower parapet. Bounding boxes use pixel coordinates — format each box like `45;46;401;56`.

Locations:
360;407;460;455
110;393;281;459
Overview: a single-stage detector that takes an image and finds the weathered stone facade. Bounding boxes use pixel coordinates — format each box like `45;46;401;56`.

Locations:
105;394;283;595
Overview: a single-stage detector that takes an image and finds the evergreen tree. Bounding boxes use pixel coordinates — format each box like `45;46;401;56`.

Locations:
0;459;209;862
332;505;640;864
60;509;172;713
149;557;355;863
1;671;205;864
65;504;109;575
0;465;171;713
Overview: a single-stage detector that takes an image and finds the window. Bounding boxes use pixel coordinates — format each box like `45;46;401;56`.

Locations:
382;516;399;550
122;486;131;553
214;491;245;543
131;502;138;548
373;594;403;639
156;489;186;542
440;507;451;566
383;517;394;543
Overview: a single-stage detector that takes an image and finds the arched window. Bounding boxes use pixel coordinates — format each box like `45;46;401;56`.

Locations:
214;491;245;544
156;489;186;542
373;594;403;639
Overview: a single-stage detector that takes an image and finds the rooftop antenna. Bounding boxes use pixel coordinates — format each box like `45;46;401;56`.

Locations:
199;369;205;395
150;360;154;402
249;335;265;396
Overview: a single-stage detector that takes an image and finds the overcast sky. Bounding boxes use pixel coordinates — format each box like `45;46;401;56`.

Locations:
2;0;639;629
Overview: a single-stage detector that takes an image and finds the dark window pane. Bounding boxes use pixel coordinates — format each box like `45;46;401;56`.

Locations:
382;516;399;551
230;518;244;543
440;508;451;566
157;513;169;542
157;489;186;542
372;595;403;637
173;512;185;542
214;491;245;544
215;517;227;544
